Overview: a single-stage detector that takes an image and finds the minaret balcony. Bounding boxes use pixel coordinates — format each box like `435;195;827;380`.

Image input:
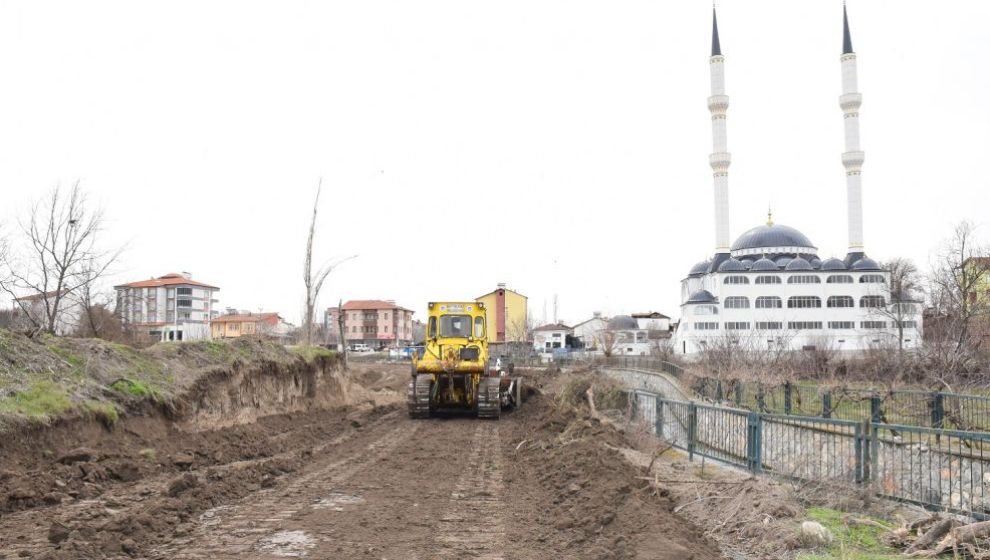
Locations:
707;95;730;114
839;93;862;113
709;152;731;173
842;151;865;171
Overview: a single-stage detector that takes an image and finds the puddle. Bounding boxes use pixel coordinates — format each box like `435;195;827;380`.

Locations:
256;530;316;557
312;492;365;511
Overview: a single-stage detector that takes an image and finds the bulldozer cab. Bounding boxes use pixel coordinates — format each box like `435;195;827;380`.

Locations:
417;302;488;371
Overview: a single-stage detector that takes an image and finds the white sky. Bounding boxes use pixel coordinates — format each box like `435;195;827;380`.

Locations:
1;1;989;326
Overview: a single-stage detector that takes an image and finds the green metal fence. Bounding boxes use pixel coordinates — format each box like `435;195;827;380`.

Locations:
693;377;990;432
628;388;990;520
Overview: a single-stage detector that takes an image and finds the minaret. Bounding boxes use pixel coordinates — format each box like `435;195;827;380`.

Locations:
708;7;731;271
840;4;866;264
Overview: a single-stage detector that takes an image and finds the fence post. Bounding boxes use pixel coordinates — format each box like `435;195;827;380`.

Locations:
822;391;832;419
746;411;762;473
715;380;724;402
784;382;793;415
854;422;864;483
630;391;639;420
930;392;945;429
870;394;882;424
734;382;743;407
655;398;664;437
687;403;697;462
756;383;766;413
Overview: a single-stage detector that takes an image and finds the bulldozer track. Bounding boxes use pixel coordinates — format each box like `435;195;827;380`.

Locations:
434;423;505;559
408;373;431;418
477;377;501;419
151;419;418;559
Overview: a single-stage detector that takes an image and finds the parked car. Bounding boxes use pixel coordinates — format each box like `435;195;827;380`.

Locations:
351;343;373;352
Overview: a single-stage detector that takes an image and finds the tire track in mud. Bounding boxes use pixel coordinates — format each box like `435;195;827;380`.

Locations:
150;413;418;559
434;422;506;560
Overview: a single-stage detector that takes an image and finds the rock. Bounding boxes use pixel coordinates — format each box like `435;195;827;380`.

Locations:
57;448;96;465
111;462;142;482
799;521;833;547
172;453;195;468
121;538;138;555
567;483;582;494
350;420;362;428
42;492;64;505
166;474;199;497
261;475;277;489
48;521;72;544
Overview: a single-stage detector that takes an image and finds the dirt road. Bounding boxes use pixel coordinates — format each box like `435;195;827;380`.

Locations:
0;367;721;560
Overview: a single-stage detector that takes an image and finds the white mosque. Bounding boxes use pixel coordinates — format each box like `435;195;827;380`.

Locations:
674;6;923;356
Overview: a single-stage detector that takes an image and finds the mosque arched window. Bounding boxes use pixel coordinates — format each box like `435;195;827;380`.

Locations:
787;275;821;284
827;296;854;308
724;276;749;284
787;296;822;309
724;296;750;309
859;274;885;284
755;276;782;285
694;305;719;315
827;275;854;284
755;296;782;309
860;296;886;308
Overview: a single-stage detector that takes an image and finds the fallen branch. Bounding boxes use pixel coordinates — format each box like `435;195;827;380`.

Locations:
904;518;955;554
634;477;749;485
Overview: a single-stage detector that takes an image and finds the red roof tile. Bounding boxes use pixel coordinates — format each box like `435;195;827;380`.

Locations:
212;313;280;324
15;289;68;302
338;300;412;312
115;273;219;290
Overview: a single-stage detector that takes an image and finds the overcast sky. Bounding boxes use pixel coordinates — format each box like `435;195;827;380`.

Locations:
1;1;989;327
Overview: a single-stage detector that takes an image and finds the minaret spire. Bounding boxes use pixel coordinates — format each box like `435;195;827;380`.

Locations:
839;3;865;263
708;6;731;270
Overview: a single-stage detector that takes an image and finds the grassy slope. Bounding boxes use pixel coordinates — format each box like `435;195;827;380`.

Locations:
0;329;334;427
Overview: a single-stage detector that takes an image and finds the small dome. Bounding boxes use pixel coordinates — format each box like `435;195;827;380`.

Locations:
688;260;712;277
686;290;717;304
731;223;816;252
607;315;639;330
774;256;793;267
821;258;847;271
717;258;746;272
851;257;881;271
751;258;778;271
785;257;813;271
809;258;822;269
739;258;754;269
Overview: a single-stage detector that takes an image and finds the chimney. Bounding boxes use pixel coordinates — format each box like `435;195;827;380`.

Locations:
497;283;506;289
181;271;192;279
593;311;602;318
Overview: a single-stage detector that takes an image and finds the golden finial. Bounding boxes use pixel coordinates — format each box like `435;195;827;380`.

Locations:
767;206;774;226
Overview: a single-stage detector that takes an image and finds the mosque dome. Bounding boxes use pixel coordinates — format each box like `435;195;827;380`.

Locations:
717;258;746;272
688;260;712;277
686;290;717;304
821;258;847;271
751;257;778;271
785;257;813;271
731;223;816;253
851;257;882;271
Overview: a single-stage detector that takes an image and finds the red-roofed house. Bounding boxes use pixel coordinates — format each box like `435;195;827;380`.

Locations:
114;272;219;341
324;300;415;350
9;289;78;335
211;312;287;339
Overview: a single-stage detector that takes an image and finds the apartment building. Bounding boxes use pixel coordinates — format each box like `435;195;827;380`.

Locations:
325;300;414;350
114;272;219;341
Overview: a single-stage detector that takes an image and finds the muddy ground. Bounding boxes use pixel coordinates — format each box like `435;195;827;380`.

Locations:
0;364;722;559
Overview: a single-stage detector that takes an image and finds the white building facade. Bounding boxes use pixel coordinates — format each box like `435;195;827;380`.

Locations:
673;8;922;356
115;272;219;341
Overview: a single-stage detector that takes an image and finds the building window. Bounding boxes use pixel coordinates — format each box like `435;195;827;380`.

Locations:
177;287;192;296
893;303;919;314
788;321;822;330
694;305;719;316
724;296;749;309
860;296;886;308
827;296;854;308
693;322;719;330
896;320;918;329
828;321;854;329
384;326;388;332
860;274;885;283
861;321;887;329
827;275;854;284
788;275;821;284
177;299;192;308
756;322;782;330
724;276;749;285
755;276;782;285
755;296;782;309
725;322;750;330
787;296;822;309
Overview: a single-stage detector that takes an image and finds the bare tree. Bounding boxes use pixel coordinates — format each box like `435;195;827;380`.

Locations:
924;221;990;383
302;181;355;346
0;183;120;335
866;257;923;352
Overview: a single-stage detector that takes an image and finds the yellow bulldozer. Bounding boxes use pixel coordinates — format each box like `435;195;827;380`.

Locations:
408;301;522;419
